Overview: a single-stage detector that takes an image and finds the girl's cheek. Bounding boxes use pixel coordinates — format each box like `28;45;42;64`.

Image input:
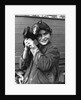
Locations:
38;37;42;41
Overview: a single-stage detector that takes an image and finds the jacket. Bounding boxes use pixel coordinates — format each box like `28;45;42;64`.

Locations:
19;42;60;84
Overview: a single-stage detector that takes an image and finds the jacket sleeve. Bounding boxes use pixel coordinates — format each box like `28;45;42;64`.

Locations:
34;46;60;71
19;51;33;70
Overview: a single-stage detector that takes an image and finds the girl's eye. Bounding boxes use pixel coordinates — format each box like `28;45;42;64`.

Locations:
44;32;48;35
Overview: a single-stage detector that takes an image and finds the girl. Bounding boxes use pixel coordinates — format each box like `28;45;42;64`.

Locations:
19;20;60;84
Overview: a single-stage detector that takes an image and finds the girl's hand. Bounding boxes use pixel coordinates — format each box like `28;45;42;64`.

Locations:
24;38;36;49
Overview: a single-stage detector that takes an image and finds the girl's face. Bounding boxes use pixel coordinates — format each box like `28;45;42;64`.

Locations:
37;30;51;45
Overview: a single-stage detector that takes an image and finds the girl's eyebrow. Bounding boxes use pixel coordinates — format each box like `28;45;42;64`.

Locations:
39;31;48;35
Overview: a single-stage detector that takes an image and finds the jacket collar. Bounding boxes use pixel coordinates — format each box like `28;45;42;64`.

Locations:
37;41;51;53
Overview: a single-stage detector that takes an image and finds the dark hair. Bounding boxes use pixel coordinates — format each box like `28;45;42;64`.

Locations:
31;20;52;36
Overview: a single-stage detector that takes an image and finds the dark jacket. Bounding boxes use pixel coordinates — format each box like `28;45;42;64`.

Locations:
19;42;60;84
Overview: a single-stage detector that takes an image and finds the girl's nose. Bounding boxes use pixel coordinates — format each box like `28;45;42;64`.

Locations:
42;35;45;39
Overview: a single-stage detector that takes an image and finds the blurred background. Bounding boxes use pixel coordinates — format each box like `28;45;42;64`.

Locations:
15;15;65;83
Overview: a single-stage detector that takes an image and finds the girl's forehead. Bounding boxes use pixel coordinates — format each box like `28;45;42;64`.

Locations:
39;30;46;34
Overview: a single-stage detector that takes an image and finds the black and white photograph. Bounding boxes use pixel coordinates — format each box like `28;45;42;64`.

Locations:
5;5;76;95
15;15;65;84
